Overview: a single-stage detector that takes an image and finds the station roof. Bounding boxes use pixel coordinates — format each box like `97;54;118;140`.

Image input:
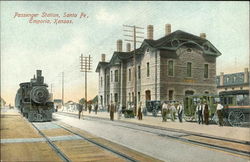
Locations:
96;30;222;72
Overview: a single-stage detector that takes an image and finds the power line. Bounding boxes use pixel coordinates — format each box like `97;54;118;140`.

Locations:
80;54;92;112
123;24;144;116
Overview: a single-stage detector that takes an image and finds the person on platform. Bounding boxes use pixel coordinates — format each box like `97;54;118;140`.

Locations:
177;101;183;123
77;103;83;119
162;101;168;122
110;101;115;121
203;101;210;125
117;103;122;120
196;102;204;124
170;102;176;121
94;104;98;114
88;104;92;114
216;101;224;126
137;102;143;120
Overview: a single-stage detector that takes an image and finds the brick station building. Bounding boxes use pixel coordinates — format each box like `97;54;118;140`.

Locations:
96;24;221;109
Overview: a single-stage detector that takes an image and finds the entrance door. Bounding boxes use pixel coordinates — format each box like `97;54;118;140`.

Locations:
145;90;151;101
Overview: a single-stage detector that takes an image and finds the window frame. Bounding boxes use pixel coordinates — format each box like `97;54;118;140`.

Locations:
204;64;208;78
129;68;131;81
114;70;119;82
168;60;174;76
147;62;150;77
187;62;192;77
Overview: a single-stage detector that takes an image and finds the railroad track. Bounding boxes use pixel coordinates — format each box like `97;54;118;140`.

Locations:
31;121;139;162
31;122;71;162
56;111;250;158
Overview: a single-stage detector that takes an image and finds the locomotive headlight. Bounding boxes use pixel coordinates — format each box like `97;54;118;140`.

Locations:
31;86;49;104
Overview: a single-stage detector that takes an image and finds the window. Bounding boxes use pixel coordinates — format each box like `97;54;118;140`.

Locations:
147;62;150;77
169;90;174;100
110;93;112;102
111;71;113;82
129;69;131;81
187;62;192;77
138;92;141;102
106;75;110;88
114;93;118;103
168;60;173;76
129;93;131;102
100;77;102;87
138;66;141;79
115;70;118;82
132;92;134;103
204;64;208;78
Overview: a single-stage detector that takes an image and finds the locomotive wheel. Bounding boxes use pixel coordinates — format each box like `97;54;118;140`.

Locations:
228;110;245;127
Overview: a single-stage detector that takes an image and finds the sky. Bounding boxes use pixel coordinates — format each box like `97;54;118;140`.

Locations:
1;1;249;105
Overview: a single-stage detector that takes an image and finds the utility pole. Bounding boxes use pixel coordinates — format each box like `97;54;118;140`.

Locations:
80;54;92;112
123;24;144;115
62;72;64;108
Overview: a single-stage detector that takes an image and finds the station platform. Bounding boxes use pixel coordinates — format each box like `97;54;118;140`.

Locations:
1;109;161;162
59;109;250;142
1;111;62;161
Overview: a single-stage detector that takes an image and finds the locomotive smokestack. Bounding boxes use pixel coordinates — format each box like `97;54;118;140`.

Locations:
37;70;42;77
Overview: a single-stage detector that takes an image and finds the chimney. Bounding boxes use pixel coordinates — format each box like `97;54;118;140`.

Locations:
117;39;123;52
126;43;131;52
147;25;154;40
101;54;106;62
200;33;206;39
165;24;171;36
244;68;249;83
220;72;224;86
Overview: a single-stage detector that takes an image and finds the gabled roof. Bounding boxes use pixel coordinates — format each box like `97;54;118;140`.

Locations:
95;62;109;72
143;30;221;56
96;30;222;72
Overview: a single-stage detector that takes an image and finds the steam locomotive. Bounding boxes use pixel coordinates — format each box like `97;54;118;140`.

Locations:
15;70;54;122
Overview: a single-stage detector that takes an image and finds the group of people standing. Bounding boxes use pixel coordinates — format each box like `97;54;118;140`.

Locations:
161;101;183;122
196;101;224;126
196;102;210;125
77;100;224;127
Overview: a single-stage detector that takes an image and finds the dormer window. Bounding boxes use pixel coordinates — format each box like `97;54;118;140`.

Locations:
146;48;150;53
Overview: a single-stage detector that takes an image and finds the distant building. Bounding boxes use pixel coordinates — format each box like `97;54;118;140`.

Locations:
96;24;221;108
216;68;250;102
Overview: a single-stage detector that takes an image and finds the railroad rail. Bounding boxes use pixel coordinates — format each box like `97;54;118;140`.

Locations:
31;122;71;162
31;120;138;162
56;111;250;158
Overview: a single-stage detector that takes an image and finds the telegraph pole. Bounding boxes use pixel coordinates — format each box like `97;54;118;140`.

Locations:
123;25;144;115
80;54;92;112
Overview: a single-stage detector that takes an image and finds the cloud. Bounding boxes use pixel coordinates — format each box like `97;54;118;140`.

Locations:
95;8;117;24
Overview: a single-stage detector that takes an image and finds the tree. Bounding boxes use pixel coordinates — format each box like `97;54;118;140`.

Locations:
92;95;98;105
79;98;86;105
